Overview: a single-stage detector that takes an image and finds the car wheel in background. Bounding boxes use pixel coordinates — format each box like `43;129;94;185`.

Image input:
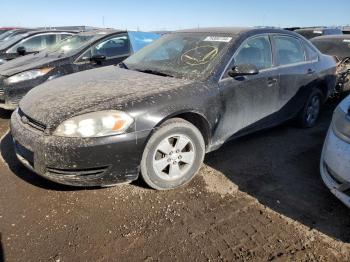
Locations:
297;89;323;128
141;118;205;190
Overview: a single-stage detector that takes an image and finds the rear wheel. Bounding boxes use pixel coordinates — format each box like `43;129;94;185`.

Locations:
140;118;205;190
297;89;322;128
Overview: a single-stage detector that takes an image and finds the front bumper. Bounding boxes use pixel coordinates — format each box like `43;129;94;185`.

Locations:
10;110;151;187
320;128;350;208
0;76;47;110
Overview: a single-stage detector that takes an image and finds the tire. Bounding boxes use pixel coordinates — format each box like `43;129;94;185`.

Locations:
140;118;205;190
297;88;322;128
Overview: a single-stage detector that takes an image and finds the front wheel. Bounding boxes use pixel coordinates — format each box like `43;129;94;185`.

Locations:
297;89;322;128
140;118;205;190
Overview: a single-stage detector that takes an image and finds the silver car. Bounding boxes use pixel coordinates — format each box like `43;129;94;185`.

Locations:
321;95;350;207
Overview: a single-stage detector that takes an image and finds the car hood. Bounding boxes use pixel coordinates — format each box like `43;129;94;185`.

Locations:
19;66;192;129
0;52;68;77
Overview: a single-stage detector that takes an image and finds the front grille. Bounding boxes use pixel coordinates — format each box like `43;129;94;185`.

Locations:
46;166;109;178
18;108;47;132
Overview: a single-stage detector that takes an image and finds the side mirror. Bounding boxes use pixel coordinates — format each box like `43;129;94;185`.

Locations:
228;64;259;78
90;54;106;65
17;46;26;56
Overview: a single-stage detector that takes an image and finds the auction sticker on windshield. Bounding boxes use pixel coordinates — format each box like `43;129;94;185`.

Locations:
204;36;232;42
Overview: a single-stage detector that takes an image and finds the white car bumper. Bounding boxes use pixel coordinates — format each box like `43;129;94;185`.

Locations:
321;128;350;208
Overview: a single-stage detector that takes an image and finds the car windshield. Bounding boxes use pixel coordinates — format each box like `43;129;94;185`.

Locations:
45;34;96;56
312;38;350;60
123;33;233;79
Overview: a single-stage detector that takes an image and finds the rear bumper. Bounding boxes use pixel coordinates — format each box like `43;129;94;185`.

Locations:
11;110;151;187
320;128;350;208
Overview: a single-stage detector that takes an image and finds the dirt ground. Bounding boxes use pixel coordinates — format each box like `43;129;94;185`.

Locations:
1;99;350;262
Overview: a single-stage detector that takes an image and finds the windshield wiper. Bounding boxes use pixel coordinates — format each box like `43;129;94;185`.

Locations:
136;69;174;77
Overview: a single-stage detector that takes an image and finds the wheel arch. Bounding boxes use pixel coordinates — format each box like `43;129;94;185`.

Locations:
153;110;212;149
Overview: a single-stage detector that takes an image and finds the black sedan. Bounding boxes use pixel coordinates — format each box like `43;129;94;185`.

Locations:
11;27;336;190
311;35;350;93
0;29;159;109
0;30;76;65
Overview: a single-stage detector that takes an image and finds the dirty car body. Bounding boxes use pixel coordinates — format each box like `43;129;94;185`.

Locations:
0;29;160;109
312;35;350;93
321;95;350;208
11;27;336;187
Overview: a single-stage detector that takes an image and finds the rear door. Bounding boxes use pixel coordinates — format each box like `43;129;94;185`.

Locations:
74;33;131;71
215;34;280;141
272;34;316;116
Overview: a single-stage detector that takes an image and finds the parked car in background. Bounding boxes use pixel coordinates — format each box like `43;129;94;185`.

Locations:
0;30;77;65
311;35;350;93
295;27;343;39
321;94;350;208
0;29;34;42
0;27;20;36
11;27;336;189
342;26;350;35
0;29;159;109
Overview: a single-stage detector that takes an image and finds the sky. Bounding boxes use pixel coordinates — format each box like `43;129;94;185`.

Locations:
0;0;349;31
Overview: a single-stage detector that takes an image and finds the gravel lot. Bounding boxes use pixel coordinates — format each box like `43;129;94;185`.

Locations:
1;99;350;261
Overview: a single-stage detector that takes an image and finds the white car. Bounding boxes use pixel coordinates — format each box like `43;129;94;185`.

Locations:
321;95;350;207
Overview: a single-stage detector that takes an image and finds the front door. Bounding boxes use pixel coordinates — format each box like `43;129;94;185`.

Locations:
215;34;280;142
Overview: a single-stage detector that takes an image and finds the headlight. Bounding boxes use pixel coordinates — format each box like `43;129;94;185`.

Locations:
332;106;350;142
5;67;53;84
54;111;134;138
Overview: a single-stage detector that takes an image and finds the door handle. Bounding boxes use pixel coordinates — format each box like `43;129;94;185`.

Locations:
307;69;315;75
267;77;278;86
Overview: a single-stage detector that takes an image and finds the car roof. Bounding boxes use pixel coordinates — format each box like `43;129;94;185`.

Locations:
77;29;126;36
173;27;299;37
25;29;79;35
175;27;252;34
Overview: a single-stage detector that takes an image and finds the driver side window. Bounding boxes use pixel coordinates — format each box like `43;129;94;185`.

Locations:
8;34;57;53
78;34;130;62
234;35;273;70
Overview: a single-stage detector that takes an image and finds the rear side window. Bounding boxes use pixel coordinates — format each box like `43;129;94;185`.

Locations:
305;44;318;61
274;36;305;66
234;35;273;70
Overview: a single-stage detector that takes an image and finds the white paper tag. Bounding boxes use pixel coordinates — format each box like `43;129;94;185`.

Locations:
343;39;350;43
204;36;232;42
